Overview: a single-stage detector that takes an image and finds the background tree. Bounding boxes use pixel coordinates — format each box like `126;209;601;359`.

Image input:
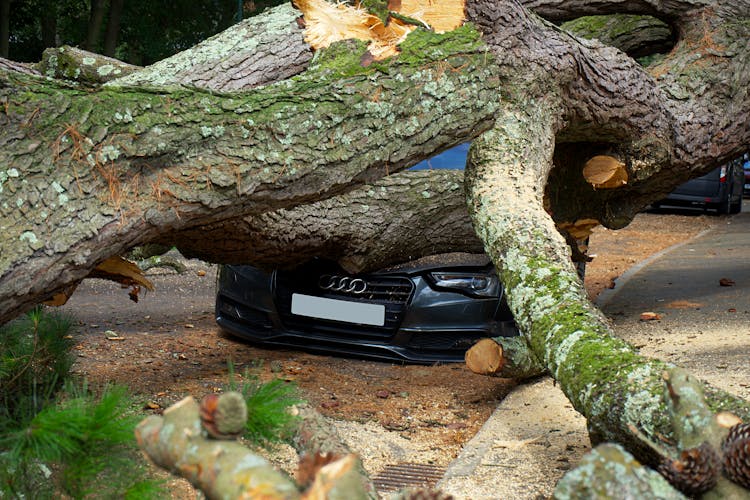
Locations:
2;0;286;64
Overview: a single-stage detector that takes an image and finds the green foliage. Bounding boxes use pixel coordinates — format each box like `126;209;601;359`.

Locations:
0;306;75;426
0;307;164;499
1;383;165;499
226;361;304;446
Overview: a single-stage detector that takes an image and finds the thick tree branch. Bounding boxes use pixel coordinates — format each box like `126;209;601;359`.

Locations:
173;170;483;273
136;395;371;499
108;4;312;91
465;101;750;494
36;46;140;84
0;25;499;323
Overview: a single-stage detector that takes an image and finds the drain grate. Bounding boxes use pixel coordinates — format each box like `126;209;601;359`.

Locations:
372;463;447;492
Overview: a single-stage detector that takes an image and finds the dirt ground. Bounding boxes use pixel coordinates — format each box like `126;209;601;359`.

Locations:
60;209;718;495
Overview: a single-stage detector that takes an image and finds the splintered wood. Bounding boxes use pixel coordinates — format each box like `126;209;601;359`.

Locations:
294;0;465;60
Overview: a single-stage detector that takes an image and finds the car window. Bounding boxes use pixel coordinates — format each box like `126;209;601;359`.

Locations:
409;142;470;170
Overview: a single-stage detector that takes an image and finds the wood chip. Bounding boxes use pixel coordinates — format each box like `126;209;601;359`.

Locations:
639;312;661;321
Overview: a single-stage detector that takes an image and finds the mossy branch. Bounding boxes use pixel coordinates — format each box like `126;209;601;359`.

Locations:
135;395;372;499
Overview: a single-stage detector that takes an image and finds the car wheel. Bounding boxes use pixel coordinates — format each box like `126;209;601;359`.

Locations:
719;190;732;214
730;192;743;214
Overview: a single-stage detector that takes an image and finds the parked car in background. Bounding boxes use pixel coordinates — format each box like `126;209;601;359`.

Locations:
215;144;520;363
655;156;744;214
742;152;750;196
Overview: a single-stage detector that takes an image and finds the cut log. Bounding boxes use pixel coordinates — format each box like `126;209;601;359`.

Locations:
465;338;504;375
582;155;628;189
465;337;547;380
292;404;377;497
558;218;600;241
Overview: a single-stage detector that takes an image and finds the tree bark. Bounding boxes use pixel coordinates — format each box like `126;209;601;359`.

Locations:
172;170;484;272
135;396;371;499
0;8;500;324
2;0;750;493
561;14;674;58
35;46;140;84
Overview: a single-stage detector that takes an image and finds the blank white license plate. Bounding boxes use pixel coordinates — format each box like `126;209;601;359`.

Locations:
291;293;385;326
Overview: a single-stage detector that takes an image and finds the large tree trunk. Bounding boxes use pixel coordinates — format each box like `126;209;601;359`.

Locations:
2;0;750;495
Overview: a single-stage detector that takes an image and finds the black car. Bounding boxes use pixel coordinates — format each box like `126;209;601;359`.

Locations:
655;157;744;214
215;143;519;363
215;255;518;363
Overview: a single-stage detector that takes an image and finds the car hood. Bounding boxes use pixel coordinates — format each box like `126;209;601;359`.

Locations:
373;253;493;275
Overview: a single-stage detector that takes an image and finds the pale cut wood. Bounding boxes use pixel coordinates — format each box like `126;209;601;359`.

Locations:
43;256;154;307
558;218;600;240
583;155;628;189
465;337;547;379
465;338;505;375
294;0;465;59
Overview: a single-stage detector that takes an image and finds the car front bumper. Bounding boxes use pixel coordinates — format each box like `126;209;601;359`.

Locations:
215;264;517;363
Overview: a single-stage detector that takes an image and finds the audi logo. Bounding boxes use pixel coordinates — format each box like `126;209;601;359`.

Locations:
318;275;368;294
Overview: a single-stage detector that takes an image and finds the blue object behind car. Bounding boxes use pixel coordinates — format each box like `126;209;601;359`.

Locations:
215;143;520;363
656;157;744;214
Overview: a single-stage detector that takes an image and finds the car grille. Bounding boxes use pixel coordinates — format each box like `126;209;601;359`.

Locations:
275;272;414;338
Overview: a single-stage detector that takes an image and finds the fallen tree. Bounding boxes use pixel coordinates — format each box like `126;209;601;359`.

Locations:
2;0;750;496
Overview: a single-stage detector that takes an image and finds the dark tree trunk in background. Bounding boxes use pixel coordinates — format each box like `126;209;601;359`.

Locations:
103;0;123;57
84;0;106;52
0;0;9;58
39;0;57;49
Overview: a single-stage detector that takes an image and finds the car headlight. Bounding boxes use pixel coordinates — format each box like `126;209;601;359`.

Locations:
428;271;500;298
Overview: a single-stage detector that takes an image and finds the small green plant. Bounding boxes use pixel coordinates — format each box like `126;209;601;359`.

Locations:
0;306;75;426
0;307;164;499
226;360;304;446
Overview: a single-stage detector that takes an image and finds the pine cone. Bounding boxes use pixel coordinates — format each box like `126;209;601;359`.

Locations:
658;442;719;496
722;422;750;489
